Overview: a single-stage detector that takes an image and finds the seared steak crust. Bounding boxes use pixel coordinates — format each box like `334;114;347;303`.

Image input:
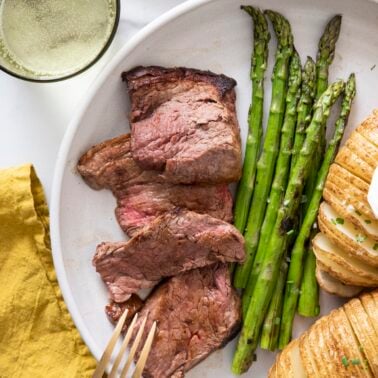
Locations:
122;66;242;184
93;209;245;303
134;264;241;378
77;134;233;236
123;66;237;121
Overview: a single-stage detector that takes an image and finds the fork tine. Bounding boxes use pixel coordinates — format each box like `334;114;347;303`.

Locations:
132;321;157;378
108;312;139;378
92;309;129;378
120;311;149;378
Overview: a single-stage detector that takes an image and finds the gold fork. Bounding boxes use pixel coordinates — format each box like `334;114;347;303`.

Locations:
93;310;156;378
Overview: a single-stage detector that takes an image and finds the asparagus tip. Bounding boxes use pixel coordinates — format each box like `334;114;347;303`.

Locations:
242;5;270;42
348;72;356;82
241;5;260;15
264;9;293;48
317;14;342;64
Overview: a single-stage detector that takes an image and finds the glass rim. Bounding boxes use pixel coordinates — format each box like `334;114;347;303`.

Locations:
0;0;121;83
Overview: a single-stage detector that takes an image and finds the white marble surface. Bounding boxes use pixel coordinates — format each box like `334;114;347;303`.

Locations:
0;0;185;201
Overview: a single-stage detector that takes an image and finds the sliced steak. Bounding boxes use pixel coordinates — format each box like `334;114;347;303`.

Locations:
77;134;157;191
93;209;245;303
105;294;144;330
133;264;241;378
122;66;242;184
115;182;232;237
77;134;233;236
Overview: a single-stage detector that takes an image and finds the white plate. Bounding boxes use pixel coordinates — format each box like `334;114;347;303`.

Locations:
51;0;378;376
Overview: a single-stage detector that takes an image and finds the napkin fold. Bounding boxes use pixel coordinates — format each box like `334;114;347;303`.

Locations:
0;164;96;378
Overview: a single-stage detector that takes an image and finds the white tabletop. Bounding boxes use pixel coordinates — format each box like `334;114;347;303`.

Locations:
0;0;185;202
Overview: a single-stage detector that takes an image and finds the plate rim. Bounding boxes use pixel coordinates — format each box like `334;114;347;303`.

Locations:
50;0;378;365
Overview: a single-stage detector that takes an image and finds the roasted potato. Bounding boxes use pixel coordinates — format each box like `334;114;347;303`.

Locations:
313;233;378;287
335;145;374;184
314;109;378;289
269;291;378;377
343;298;378;375
345;130;378;171
324;164;373;220
315;266;362;297
355;109;378;148
318;202;378;268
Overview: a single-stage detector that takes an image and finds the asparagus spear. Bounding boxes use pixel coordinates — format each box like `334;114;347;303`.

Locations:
278;74;356;348
234;10;294;288
241;51;302;313
233;6;270;234
315;15;342;99
232;80;344;374
260;258;288;351
289;57;316;174
304;15;342;219
297;243;319;316
299;14;342;314
304;15;342;206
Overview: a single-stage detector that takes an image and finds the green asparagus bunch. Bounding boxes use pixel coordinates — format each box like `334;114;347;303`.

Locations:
233;6;270;234
234;10;294;289
232;80;345;374
279;74;356;348
299;14;342;316
241;51;302;314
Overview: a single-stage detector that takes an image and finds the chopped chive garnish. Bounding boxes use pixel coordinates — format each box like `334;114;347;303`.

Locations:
373;243;378;251
336;217;344;225
331;218;337;225
355;210;362;216
364;219;372;224
341;356;349;367
351;358;361;365
355;234;367;243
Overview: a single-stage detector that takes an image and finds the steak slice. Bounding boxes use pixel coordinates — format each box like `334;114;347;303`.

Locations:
105;294;144;331
115;182;232;237
133;264;241;378
77;134;233;236
93;209;245;303
77;134;157;191
122;66;242;184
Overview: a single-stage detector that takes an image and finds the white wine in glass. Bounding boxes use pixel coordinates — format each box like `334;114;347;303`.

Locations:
0;0;119;82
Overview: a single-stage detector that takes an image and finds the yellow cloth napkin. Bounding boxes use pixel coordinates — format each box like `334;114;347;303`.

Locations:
0;164;96;378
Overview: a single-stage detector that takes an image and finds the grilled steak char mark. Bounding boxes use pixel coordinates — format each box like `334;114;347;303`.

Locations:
133;264;241;378
122;66;242;184
93;209;245;303
77;134;233;237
